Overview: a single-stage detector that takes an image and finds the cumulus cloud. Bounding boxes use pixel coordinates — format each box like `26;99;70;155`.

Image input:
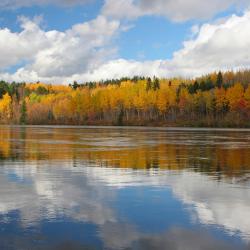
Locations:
165;11;250;76
69;10;250;82
1;10;250;83
68;59;167;82
0;15;120;83
102;0;248;22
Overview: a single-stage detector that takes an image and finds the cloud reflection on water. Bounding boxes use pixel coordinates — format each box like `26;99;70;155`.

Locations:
0;162;249;249
0;126;250;249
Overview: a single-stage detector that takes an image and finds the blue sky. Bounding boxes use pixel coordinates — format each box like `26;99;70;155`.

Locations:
0;0;249;83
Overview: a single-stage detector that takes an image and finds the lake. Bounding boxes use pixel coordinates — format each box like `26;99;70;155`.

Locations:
0;126;250;250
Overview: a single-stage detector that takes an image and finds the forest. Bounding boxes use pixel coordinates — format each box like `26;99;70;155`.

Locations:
1;70;250;127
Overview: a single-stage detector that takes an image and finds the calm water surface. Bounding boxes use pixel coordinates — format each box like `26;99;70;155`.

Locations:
0;126;250;250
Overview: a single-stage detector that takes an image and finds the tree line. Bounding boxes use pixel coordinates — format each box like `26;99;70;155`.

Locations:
1;70;250;127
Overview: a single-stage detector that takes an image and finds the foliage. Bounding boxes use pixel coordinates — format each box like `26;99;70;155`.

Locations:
0;70;250;127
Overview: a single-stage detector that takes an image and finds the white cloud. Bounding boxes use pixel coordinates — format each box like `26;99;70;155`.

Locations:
69;10;250;82
0;16;49;69
0;15;120;83
102;0;248;22
0;0;91;9
102;0;142;20
69;59;167;82
1;10;250;83
166;11;250;76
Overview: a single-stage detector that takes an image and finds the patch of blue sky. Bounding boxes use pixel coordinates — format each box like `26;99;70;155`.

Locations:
0;0;103;32
5;61;27;74
117;16;195;61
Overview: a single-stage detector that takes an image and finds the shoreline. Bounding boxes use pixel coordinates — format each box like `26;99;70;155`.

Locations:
1;124;250;131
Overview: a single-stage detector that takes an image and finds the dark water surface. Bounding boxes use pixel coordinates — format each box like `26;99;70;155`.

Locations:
0;126;250;250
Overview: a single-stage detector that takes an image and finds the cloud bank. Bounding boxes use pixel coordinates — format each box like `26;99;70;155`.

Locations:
77;10;250;81
0;15;120;83
102;0;248;22
0;1;250;83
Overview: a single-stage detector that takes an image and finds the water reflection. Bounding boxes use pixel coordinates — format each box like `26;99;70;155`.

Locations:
0;126;250;249
1;126;250;177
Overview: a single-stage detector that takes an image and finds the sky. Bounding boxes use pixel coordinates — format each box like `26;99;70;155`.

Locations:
0;0;249;84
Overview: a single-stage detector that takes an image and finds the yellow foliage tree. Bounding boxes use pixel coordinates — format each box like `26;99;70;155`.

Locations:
0;93;12;121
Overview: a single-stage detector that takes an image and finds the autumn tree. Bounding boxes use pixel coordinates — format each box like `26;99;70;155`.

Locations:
226;83;245;112
1;70;250;127
0;93;12;122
